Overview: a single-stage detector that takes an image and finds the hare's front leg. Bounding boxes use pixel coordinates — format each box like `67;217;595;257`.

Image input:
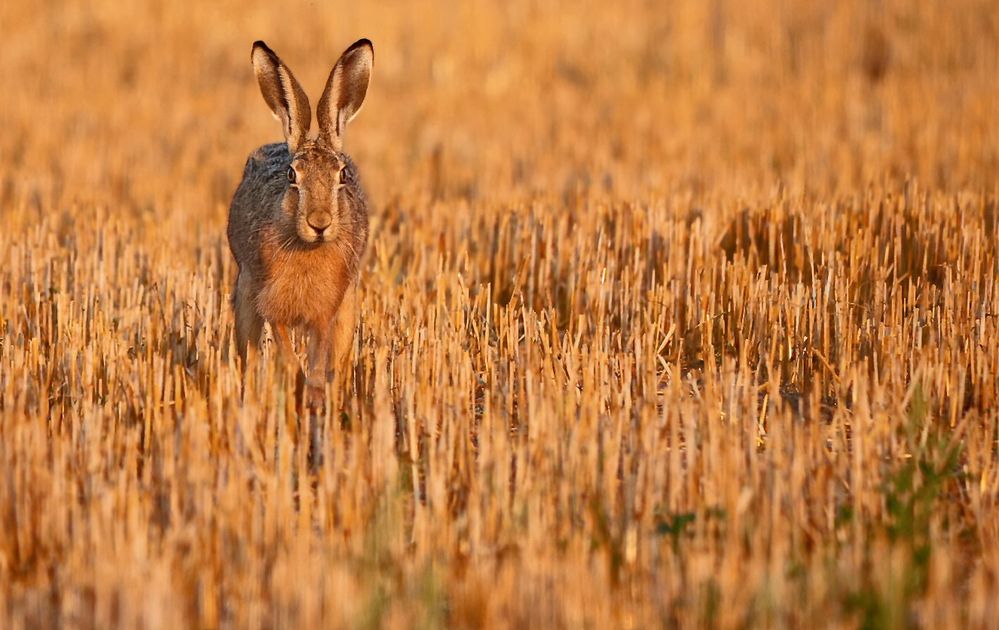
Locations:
303;283;357;410
304;323;334;411
272;323;307;391
233;272;263;368
330;283;357;392
271;324;304;370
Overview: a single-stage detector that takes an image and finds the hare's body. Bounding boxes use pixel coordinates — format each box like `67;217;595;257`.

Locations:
228;143;368;327
227;39;374;407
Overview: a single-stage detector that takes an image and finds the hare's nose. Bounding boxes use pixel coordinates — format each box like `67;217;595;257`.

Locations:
307;212;332;232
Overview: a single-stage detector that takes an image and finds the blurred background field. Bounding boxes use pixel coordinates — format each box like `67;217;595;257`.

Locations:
1;0;998;627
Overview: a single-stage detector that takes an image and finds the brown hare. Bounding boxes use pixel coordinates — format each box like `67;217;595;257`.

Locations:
227;39;373;409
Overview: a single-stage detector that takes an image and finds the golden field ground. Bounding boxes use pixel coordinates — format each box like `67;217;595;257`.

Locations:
2;0;999;627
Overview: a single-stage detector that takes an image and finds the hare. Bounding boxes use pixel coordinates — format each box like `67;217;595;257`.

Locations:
227;39;373;409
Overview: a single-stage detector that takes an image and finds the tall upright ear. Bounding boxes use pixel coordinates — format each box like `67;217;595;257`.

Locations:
251;41;312;152
317;39;373;150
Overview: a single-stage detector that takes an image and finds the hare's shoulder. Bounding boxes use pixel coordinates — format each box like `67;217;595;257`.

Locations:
242;142;292;178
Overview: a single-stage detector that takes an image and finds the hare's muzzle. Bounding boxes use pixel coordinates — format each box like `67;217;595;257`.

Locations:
306;212;333;235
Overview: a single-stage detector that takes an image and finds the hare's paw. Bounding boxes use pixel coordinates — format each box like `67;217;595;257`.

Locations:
304;382;327;414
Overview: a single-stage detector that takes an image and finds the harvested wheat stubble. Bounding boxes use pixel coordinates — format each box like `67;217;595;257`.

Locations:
1;0;998;628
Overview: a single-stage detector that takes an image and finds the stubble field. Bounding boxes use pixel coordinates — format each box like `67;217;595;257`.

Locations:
2;0;999;627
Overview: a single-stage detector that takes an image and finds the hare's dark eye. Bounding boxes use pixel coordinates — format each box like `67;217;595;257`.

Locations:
287;167;297;184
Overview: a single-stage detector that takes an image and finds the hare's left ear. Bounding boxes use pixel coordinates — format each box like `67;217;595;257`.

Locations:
317;39;373;150
251;41;312;152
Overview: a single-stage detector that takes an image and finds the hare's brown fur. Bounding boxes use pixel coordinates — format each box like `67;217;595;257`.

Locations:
227;40;373;407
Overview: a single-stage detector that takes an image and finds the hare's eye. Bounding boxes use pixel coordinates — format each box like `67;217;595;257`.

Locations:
287;167;297;184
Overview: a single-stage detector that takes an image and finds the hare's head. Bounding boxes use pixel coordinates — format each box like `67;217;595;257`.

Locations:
251;39;373;244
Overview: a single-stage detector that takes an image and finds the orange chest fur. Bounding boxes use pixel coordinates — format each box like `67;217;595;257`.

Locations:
255;230;352;327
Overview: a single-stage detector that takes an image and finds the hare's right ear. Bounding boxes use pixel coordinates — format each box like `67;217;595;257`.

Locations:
251;41;312;153
317;39;373;151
